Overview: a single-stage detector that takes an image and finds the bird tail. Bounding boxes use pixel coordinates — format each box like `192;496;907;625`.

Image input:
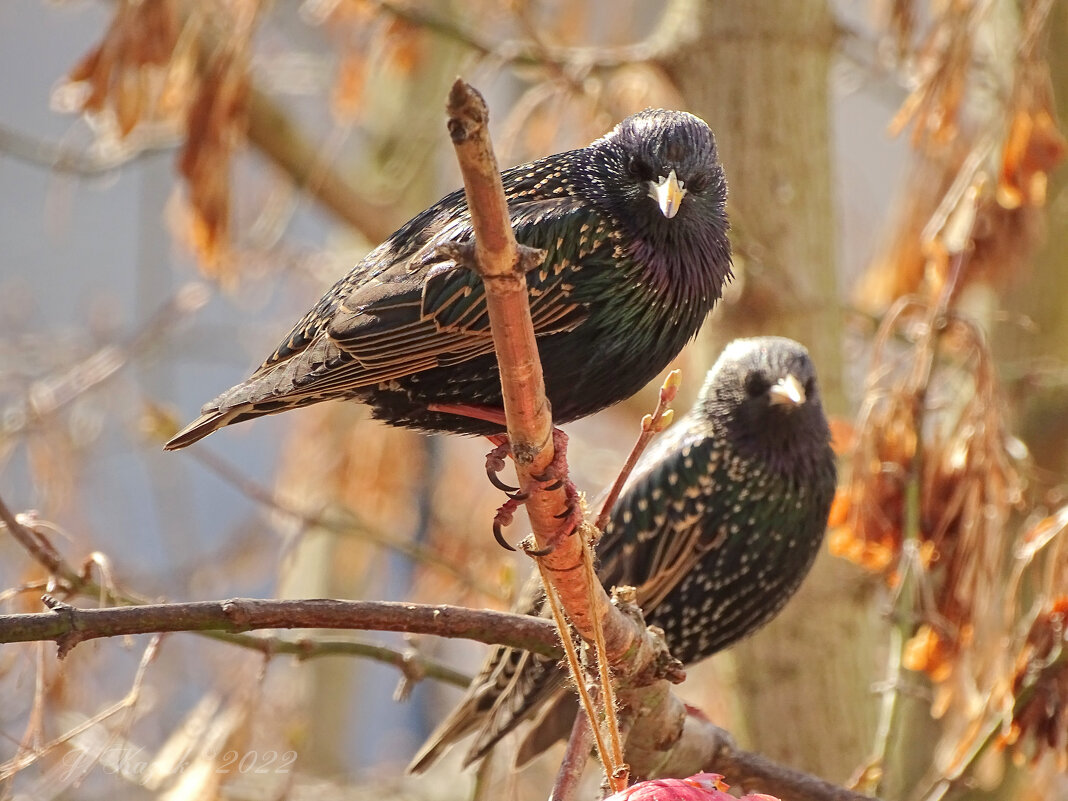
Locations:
406;696;485;774
407;642;569;774
163;406;245;450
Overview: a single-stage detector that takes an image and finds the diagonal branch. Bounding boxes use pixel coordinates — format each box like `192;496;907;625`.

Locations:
446;77;641;667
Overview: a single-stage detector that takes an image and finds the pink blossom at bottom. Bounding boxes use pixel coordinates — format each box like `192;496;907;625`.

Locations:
604;773;780;801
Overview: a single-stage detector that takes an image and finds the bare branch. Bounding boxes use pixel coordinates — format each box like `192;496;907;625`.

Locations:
0;122;178;175
0;596;561;660
596;371;680;531
372;0;696;71
446;76;634;655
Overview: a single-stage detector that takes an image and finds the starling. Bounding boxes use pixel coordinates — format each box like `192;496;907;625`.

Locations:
164;110;731;449
408;337;838;772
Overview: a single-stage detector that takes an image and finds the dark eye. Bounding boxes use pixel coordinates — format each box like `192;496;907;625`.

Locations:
744;372;769;398
685;172;709;193
627;155;655;182
804;376;816;396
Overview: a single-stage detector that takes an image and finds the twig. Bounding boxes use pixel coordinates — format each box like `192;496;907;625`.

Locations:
534;554;615;788
198;631;471;688
0;122;178;175
582;535;628;790
2;504;883;801
595;371;680;531
0;636;163;781
0;597;562;660
0;496;482;687
552;710;595;801
0;496;71;583
371;0;694;71
7;285;210;436
245;86;398;244
718;743;883;801
866;230;976;792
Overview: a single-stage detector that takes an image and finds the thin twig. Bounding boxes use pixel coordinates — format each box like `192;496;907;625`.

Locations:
595;371;680;531
198;631;471;688
0;496;71;582
534;555;613;785
0;496;485;686
0;122;178;175
6;284;210;435
371;0;693;71
582;535;627;791
0;636;163;781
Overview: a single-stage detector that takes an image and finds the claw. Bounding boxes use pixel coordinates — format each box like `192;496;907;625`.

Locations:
485;442;519;494
492;496;523;552
522;540;555;557
488;471;520;494
541;478;564;492
553;507;573;520
506;489;530;502
493;520;517;551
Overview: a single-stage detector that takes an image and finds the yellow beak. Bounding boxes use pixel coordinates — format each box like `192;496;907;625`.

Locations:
650;169;687;219
768;374;806;407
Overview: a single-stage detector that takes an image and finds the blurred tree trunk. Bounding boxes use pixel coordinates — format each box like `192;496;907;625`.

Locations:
664;0;882;784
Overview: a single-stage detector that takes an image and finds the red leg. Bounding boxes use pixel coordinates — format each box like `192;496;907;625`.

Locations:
427;402;508;427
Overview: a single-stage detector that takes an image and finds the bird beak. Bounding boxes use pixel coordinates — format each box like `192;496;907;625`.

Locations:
649;169;687;219
768;374;806;407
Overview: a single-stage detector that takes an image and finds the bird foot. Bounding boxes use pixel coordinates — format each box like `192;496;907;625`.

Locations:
530;429;570;489
485;442;521;495
484;428;569;498
488;429;576;552
492;497;523;551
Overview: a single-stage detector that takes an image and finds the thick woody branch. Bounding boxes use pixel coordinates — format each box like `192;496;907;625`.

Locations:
0;597;561;661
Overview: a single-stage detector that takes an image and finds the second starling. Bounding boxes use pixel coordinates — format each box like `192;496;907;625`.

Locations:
408;336;838;771
165;109;731;449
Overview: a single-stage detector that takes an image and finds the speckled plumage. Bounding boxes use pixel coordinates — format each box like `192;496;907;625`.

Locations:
408;337;837;772
165;110;731;449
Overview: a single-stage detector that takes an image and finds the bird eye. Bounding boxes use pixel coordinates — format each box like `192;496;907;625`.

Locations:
804;376;816;396
744;372;769;398
627;155;654;182
685;172;709;193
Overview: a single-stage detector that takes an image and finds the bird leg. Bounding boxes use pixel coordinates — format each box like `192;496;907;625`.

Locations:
427;401;509;427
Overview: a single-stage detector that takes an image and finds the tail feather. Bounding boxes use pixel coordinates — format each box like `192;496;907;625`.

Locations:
408;574;561;774
163;407;245;450
406;698;484;774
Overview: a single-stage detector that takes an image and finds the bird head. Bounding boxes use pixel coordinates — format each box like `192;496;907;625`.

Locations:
699;337;831;472
590;109;728;233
